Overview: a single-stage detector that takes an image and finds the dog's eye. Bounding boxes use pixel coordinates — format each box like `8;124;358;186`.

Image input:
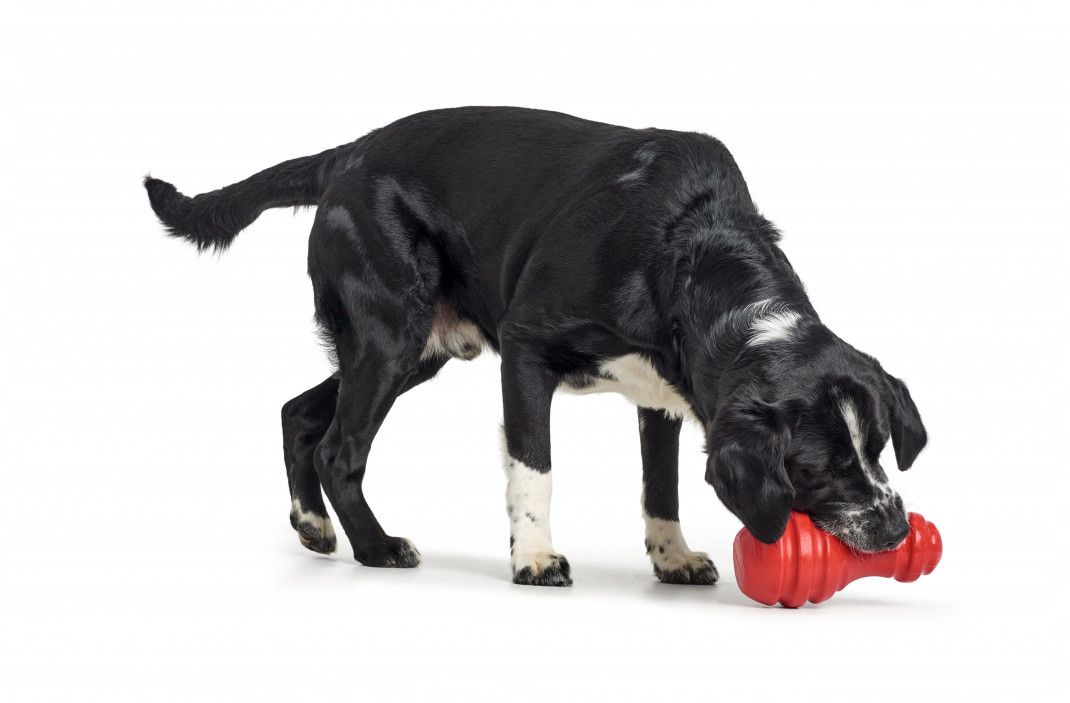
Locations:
821;449;852;472
794;468;830;492
787;458;829;485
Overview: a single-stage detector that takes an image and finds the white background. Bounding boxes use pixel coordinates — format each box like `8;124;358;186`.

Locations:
2;1;1067;700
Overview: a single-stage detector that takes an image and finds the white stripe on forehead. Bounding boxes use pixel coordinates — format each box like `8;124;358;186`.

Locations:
836;398;903;545
840;398;893;495
841;399;868;467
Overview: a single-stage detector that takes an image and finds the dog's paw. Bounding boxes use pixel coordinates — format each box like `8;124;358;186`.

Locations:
512;552;572;587
649;545;719;586
355;536;421;568
290;503;337;555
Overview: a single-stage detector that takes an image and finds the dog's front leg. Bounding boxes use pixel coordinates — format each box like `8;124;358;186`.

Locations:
639;407;718;585
500;341;571;586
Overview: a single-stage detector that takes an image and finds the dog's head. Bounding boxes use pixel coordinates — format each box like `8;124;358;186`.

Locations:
703;334;927;551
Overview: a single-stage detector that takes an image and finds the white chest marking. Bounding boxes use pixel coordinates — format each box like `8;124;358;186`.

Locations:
559;353;694;420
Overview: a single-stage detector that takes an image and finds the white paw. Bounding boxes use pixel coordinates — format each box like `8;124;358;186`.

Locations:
644;516;719;585
649;547;719;585
290;499;336;554
511;551;572;586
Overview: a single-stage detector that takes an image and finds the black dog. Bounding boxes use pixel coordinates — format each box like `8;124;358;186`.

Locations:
145;107;927;587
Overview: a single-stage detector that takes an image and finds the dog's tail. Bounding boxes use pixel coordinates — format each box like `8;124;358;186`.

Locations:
144;143;355;252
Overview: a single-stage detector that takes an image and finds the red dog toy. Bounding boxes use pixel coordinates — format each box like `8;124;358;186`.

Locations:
733;511;942;607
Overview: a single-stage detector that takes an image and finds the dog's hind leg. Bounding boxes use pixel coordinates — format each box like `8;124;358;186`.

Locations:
306;197;455;567
284;359;447;557
638;407;718;585
283;376;341;554
313;347;450;566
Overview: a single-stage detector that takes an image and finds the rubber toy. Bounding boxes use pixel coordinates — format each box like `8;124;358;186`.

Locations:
733;511;941;607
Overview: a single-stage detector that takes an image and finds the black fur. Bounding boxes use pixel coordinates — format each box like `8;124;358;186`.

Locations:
146;107;927;580
145;143;358;251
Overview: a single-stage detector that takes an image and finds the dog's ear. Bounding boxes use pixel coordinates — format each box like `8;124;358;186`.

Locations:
883;374;927;470
705;388;801;544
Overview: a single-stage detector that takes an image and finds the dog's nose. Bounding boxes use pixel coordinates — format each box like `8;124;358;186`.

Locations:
875;523;910;551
